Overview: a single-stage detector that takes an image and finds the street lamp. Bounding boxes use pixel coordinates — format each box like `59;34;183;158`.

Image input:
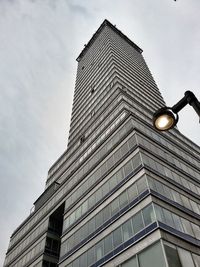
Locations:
153;91;200;131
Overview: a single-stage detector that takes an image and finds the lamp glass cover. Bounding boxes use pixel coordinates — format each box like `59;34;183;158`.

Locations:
155;113;175;131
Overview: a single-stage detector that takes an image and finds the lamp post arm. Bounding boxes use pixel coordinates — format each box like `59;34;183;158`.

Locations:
185;91;200;119
172;95;188;113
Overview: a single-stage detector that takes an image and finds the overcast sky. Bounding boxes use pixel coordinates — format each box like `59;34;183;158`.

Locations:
1;0;200;265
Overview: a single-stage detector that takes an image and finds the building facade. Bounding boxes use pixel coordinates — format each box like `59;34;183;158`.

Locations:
4;20;200;267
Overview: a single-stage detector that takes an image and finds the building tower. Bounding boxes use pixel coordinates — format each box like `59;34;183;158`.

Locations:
4;19;200;267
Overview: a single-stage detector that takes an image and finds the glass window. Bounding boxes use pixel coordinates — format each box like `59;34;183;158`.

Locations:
164;244;182;267
72;258;79;267
172;213;184;232
122;219;133;242
102;180;110;196
137;176;147;194
139;242;166;267
122;256;138;267
114;149;122;162
121;142;129;157
104;233;113;255
95;211;104;229
181;195;192;210
116;169;124;184
79;253;87;267
192;253;200;267
127;183;138;202
88;217;95;233
95;188;103;203
178;247;195;267
181;218;194;237
191;223;200;240
154;204;164;222
132;153;141;169
87;247;95;266
109;175;118;190
96;240;104;261
132;211;144;233
163;209;175;228
113;227;123;248
142;204;155;226
119;191;129;210
111;198;120;216
124;160;133;177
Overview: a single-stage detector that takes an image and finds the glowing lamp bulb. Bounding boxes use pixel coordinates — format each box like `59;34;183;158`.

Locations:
153;108;178;131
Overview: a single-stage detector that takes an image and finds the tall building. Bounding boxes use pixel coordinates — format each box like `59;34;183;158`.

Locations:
4;19;200;267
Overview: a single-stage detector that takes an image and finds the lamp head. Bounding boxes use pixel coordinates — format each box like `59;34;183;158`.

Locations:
153;107;178;131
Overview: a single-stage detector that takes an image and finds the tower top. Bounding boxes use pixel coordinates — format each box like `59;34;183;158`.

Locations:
76;19;143;61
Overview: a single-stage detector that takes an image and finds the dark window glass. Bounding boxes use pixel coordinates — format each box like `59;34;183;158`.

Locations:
121;256;138;267
88;217;95;234
103;205;111;222
122;219;133;242
116;169;124;184
113;227;123;248
72;258;79;267
142;204;155;226
121;142;129;157
137;176;147;194
139;242;166;267
87;247;95;266
132;211;144;233
96;240;104;261
95;211;104;229
79;252;87;267
88;194;96;209
102;180;110;196
124;160;133;177
127;183;138;202
104;233;113;255
111;198;120;216
127;135;136;150
114;149;122;162
119;191;129;210
164;244;181;267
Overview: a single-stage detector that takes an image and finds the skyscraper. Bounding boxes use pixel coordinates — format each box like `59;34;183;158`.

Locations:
4;19;200;267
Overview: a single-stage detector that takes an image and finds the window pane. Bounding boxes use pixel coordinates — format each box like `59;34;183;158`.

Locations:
137;176;147;194
139;242;166;267
122;255;138;267
96;240;104;261
124;160;133;177
172;213;184;232
79;253;87;267
122;219;133;242
142;204;155;226
95;211;103;229
127;183;138;202
87;247;95;266
119;191;129;210
163;209;175;228
181;218;194;237
164;244;181;267
116;169;124;183
104;233;113;255
192;253;200;267
178;247;195;267
113;227;123;248
103;205;111;222
111;198;120;216
132;211;144;233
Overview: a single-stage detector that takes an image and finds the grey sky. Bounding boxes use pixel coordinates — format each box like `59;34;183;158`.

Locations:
0;0;200;265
